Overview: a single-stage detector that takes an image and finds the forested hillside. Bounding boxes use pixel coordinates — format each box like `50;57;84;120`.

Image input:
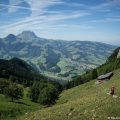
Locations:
0;58;63;120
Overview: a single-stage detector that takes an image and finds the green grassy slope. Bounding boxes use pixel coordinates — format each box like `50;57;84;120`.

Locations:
0;82;42;120
19;69;120;120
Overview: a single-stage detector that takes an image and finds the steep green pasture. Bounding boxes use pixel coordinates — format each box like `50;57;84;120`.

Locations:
19;69;120;120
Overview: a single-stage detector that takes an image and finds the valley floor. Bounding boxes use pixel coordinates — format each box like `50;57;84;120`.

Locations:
18;69;120;120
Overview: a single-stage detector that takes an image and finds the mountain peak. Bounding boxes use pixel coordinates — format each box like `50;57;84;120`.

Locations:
17;31;38;42
18;31;37;41
5;34;17;40
22;31;36;36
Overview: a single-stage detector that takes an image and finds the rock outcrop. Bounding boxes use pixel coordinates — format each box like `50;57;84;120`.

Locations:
117;49;120;58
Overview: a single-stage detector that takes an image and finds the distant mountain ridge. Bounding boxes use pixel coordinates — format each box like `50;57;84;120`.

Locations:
0;31;117;79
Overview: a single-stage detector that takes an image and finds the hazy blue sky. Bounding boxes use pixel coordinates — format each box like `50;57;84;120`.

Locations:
0;0;120;45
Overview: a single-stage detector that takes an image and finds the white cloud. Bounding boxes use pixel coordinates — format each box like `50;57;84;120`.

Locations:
89;0;120;11
0;8;90;38
0;3;28;12
90;17;120;23
0;11;90;29
8;0;24;13
24;0;63;16
0;0;24;13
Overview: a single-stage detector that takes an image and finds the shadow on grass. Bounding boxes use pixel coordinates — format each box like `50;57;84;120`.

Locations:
9;100;30;106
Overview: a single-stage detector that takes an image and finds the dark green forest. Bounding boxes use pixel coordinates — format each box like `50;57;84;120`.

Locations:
0;58;63;106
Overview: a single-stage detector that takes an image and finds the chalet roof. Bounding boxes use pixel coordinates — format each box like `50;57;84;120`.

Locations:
97;72;113;80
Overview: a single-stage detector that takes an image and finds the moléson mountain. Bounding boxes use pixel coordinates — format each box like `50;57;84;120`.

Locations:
0;31;116;79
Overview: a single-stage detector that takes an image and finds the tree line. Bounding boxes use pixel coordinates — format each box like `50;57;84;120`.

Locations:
0;77;63;105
